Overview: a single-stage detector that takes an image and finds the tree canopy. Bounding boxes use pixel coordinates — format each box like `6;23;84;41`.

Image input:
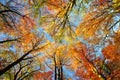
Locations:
0;0;120;80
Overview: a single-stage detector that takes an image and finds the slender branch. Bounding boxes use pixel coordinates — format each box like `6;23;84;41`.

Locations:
0;10;24;17
108;19;120;30
14;61;32;80
0;38;19;43
18;68;40;80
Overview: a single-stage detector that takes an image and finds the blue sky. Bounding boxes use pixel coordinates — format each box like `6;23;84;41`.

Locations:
38;27;54;42
0;0;5;4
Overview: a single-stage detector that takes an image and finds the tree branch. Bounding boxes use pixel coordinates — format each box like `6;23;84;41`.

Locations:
0;49;33;75
0;38;19;43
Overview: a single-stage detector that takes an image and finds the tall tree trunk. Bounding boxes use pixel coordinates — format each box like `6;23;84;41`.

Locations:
58;68;60;80
53;53;57;80
60;65;63;80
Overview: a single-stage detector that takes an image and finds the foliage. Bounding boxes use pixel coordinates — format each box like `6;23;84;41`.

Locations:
0;0;120;80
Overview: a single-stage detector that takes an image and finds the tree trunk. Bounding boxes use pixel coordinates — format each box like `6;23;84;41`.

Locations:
60;65;63;80
54;53;57;80
58;68;60;80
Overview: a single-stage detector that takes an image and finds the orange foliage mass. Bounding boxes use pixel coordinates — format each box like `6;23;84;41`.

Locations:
93;0;108;6
68;42;103;79
102;45;118;60
33;71;53;80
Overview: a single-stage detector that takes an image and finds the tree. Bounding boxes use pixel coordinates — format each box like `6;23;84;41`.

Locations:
102;44;120;80
76;0;120;43
0;0;120;80
68;42;104;80
42;42;70;80
0;0;45;77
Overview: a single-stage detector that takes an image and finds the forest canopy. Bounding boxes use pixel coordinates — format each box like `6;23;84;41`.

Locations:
0;0;120;80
